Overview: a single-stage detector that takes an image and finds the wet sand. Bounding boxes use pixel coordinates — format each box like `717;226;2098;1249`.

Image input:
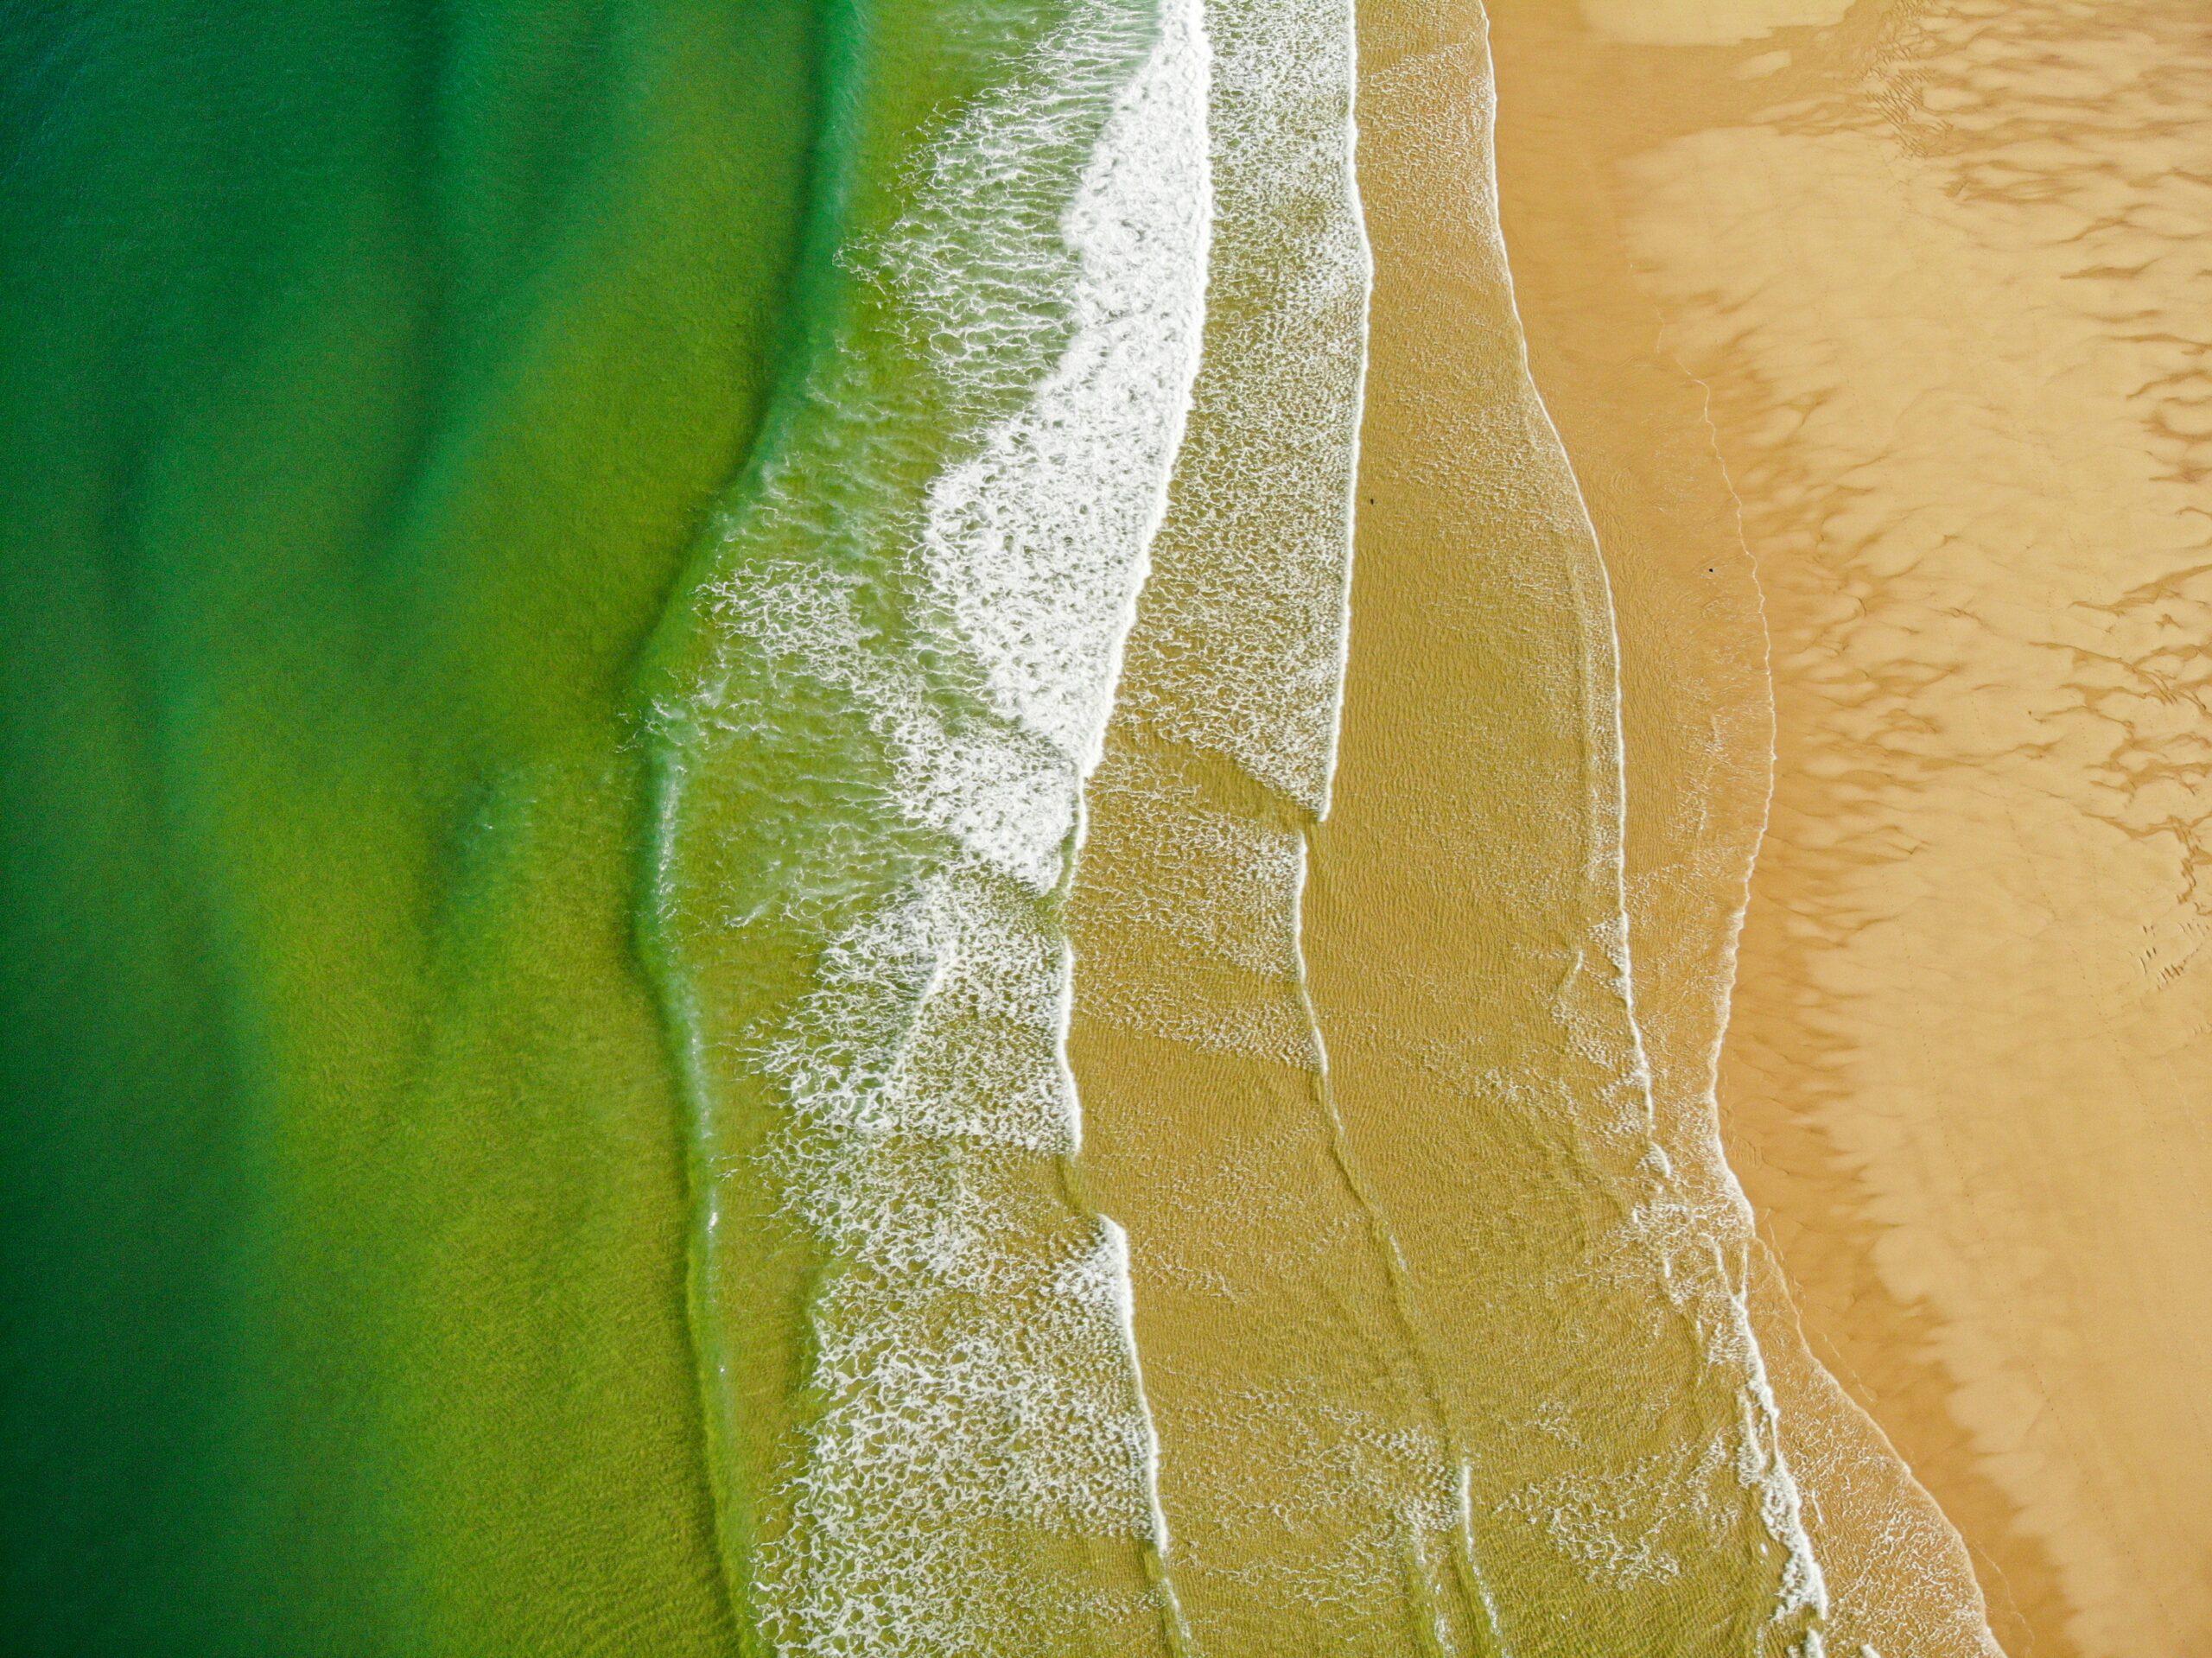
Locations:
1075;0;1821;1643
1481;3;2212;1654
1480;5;2009;1655
1300;0;1831;1647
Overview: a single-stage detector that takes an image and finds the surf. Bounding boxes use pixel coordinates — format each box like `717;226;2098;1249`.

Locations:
640;0;1211;1648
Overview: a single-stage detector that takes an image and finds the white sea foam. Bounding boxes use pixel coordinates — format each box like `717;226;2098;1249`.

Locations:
1077;0;1371;1065
661;0;1214;1648
1116;0;1369;812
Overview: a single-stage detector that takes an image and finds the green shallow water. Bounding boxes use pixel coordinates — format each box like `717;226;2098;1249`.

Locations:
1;3;823;1648
2;2;1872;1653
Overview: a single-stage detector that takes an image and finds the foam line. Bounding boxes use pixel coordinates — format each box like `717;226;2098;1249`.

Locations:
1470;5;1829;1643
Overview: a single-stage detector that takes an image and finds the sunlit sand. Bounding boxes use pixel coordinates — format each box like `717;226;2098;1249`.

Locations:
1490;3;2212;1653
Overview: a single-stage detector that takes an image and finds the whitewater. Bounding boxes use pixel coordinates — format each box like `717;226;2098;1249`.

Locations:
646;0;1211;1649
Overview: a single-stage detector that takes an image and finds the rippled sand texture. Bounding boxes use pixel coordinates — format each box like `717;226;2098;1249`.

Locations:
1608;3;2212;1653
1481;3;2005;1655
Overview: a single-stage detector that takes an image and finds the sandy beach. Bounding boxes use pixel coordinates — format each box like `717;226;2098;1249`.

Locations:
1069;1;2212;1654
1479;4;2007;1654
1075;0;1817;1643
1480;3;2212;1654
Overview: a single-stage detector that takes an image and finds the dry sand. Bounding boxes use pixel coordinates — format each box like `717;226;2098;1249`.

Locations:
1479;3;2212;1654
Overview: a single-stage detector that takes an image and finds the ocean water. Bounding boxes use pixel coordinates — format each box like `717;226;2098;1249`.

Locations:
0;0;1996;1654
639;0;1211;1648
1063;0;1481;1645
1;1;818;1649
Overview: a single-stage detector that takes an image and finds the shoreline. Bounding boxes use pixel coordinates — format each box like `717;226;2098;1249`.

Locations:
1476;6;2012;1652
1482;3;2212;1654
1308;0;1832;1646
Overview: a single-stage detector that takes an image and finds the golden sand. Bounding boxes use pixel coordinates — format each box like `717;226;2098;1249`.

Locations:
1579;0;1853;47
1072;1;2209;1652
1479;3;2212;1653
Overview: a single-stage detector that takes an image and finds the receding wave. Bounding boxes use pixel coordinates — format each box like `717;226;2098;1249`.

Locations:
1074;0;1371;1068
643;0;1211;1648
1066;0;1496;1645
